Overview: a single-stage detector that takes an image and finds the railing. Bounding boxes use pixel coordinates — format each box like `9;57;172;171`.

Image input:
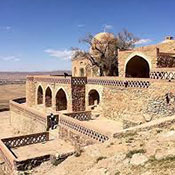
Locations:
59;114;110;143
150;70;175;80
10;100;47;124
2;132;49;148
87;78;150;88
64;111;91;121
0;132;50;173
27;75;71;84
0;140;16;173
71;77;87;85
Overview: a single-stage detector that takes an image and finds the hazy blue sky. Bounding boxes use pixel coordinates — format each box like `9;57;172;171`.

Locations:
0;0;175;71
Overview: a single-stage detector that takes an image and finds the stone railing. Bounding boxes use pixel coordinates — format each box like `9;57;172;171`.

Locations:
150;68;175;80
10;100;47;124
71;77;87;85
64;111;91;121
2;132;49;148
0;132;50;174
27;75;71;84
59;114;110;143
0;140;16;174
87;78;150;88
113;115;175;139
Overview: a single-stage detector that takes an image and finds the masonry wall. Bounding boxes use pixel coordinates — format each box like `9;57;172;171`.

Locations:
86;78;175;123
118;49;157;77
34;80;72;112
26;76;36;107
10;102;47;134
72;58;99;77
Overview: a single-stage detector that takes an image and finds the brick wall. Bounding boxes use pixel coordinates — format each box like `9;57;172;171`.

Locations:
10;100;47;134
86;77;175;123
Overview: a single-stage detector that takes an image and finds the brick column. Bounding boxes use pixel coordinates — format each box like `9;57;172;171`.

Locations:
71;77;87;112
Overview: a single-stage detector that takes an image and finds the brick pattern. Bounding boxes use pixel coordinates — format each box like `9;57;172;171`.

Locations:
150;71;175;80
59;115;109;143
2;132;49;148
34;77;71;84
88;78;150;88
71;77;87;112
71;77;87;85
65;111;91;121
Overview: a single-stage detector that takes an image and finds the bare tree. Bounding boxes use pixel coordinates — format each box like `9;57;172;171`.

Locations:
72;29;139;76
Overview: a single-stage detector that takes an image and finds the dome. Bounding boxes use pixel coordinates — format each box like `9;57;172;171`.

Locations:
93;32;115;42
90;32;116;57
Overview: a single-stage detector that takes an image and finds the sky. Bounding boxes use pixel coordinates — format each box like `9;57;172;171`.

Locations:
0;0;175;72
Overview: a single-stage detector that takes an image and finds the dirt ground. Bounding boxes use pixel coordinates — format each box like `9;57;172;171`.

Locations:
0;84;25;110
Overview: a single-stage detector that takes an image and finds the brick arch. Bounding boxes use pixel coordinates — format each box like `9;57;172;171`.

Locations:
88;89;100;106
55;88;67;111
125;53;151;78
37;85;43;104
45;86;52;107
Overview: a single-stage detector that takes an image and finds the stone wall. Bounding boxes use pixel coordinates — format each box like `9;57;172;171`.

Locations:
26;76;36;107
10;101;47;134
26;76;72;113
118;49;157;77
71;77;87;112
118;41;175;77
113;115;175;139
59;114;110;146
72;58;99;77
86;77;175;123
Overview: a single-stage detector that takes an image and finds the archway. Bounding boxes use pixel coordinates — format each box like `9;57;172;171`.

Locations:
80;68;85;77
45;87;52;107
56;89;67;111
37;86;43;104
125;56;150;78
88;90;100;106
74;67;77;76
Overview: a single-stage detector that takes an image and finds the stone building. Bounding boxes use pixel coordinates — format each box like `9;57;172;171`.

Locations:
9;33;175;135
3;33;175;173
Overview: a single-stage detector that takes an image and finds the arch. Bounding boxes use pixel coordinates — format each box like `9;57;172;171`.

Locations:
56;89;67;111
125;55;150;78
80;68;85;77
74;67;77;76
45;87;52;107
37;85;43;104
88;89;100;106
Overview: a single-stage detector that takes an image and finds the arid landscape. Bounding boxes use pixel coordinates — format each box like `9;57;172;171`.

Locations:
0;84;25;111
1;1;175;174
0;71;71;110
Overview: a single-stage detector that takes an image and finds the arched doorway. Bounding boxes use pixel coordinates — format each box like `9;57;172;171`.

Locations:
88;90;100;106
37;86;43;104
45;87;52;107
125;56;150;78
56;89;67;111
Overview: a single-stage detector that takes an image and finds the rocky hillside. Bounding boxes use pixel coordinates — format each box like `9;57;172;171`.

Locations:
30;123;175;175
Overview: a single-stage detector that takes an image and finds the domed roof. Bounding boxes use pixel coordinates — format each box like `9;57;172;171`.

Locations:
93;32;115;41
